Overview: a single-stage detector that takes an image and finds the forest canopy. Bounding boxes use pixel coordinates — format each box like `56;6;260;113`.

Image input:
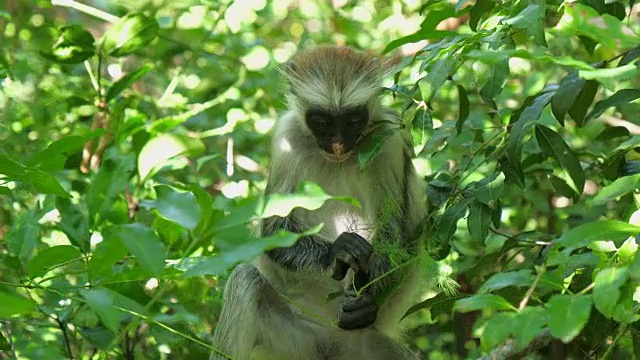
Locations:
1;0;640;359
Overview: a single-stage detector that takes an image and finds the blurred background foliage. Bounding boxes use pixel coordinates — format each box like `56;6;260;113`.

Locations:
1;0;640;359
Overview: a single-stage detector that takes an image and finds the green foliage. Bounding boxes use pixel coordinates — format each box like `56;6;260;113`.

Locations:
1;0;640;359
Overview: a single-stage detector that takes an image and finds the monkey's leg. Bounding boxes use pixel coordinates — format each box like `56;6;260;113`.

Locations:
210;264;324;360
360;331;418;360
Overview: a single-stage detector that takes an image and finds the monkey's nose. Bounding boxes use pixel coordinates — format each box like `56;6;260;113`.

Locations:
331;142;345;156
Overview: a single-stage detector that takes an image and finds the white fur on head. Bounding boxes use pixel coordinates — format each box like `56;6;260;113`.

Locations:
283;46;394;115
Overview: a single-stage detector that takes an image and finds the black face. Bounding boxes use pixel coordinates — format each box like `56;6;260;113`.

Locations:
305;106;369;162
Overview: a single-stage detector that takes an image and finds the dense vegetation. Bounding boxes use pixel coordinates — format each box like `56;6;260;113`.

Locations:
1;0;639;359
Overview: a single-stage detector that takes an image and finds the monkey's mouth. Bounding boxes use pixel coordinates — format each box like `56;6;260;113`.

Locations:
321;150;353;163
321;142;353;163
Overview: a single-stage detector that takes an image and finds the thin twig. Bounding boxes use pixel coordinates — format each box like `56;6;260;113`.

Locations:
518;267;545;310
51;0;120;23
56;317;74;359
602;324;628;360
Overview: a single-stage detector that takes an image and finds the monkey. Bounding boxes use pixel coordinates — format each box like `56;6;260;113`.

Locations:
211;46;428;360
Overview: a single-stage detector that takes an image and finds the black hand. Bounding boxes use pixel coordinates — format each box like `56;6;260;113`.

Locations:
337;271;377;330
329;232;373;281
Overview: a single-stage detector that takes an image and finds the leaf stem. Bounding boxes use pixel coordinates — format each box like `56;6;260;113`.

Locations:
578;282;595;295
52;0;120;23
602;324;628;360
519;267;545;310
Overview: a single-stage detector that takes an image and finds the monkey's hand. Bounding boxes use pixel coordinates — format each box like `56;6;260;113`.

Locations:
337;271;378;330
330;233;378;330
329;232;373;281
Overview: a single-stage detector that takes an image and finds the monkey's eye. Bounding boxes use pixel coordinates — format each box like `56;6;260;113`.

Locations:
347;118;364;127
309;116;328;128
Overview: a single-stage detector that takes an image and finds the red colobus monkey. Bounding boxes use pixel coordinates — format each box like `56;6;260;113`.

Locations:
211;46;427;360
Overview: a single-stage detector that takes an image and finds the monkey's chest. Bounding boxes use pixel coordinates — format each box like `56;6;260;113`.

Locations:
296;192;374;243
303;171;376;242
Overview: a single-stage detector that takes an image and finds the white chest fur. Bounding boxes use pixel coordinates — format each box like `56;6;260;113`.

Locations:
296;164;376;243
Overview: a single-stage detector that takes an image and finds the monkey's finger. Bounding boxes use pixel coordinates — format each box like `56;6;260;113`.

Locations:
338;298;378;330
333;252;360;272
332;260;350;281
341;293;376;312
353;269;370;290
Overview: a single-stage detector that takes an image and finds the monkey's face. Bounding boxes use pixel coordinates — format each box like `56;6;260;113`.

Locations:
305;106;369;163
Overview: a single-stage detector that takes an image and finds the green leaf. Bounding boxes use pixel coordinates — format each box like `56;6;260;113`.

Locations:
182;226;321;277
591;174;640;206
480;312;517;351
27;245;82;278
454;294;517;313
186;184;215;233
580;63;640;82
596;126;630;141
435;199;470;246
567;80;598;127
469;0;494;31
455;84;470;134
0;155;71;196
478;270;535;293
549;174;579;200
551;71;586;125
479;58;509;108
467;48;593;69
382;2;458;53
535;125;585;195
138;134;205;180
630;250;640;282
546;294;592;343
506;90;555;186
358;126;401;171
465;172;505;204
41;24;95;64
504;4;546;46
86;155;135;223
77;328;115;350
106;63;154;101
467;201;492;244
593;267;629;319
21;168;71;197
585;89;640;122
411;108;432;154
555;220;640;252
27;134;97;172
56;198;91;252
614;135;640;154
88;229;128;280
419;57;460;101
6;209;41;262
142;185;202;230
620;45;640;66
101;13;159;57
555;3;640;50
505;121;533;187
260;182;359;219
513;307;547;349
80;288;120;332
0;292;36;317
402;292;466;320
0;331;9;351
0;154;26;176
115;224;166;277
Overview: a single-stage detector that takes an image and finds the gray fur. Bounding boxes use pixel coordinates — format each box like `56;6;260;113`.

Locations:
211;47;427;360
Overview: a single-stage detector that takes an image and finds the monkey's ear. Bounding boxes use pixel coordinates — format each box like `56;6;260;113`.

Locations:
380;54;402;77
280;60;297;77
279;60;299;84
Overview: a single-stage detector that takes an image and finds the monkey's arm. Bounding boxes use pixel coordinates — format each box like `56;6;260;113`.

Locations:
262;216;333;271
263;216;380;330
